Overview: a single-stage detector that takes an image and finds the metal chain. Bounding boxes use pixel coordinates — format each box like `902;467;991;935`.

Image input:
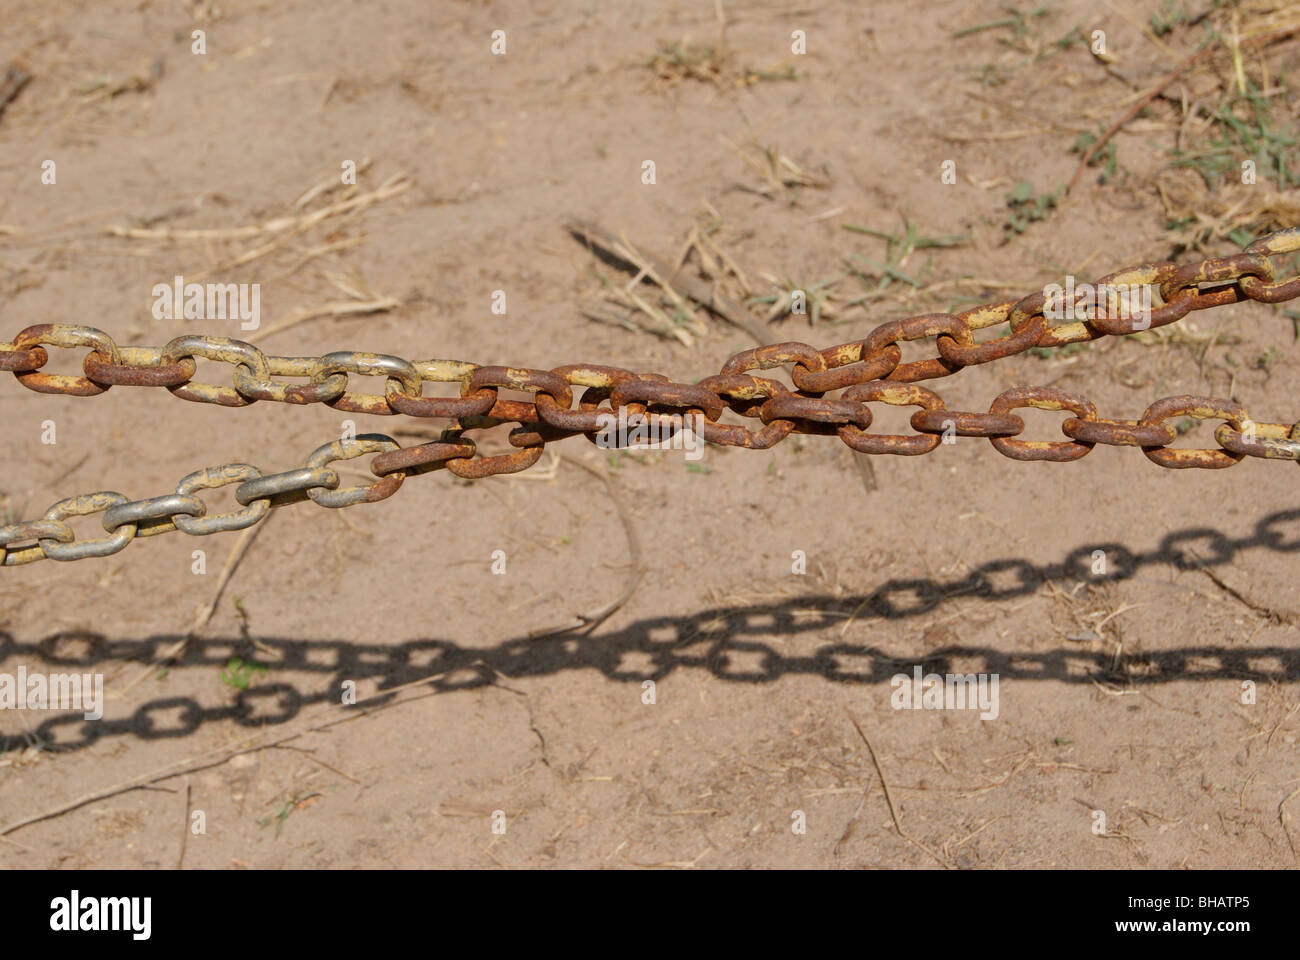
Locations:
3;228;1299;564
4;384;1300;565
2;229;1296;413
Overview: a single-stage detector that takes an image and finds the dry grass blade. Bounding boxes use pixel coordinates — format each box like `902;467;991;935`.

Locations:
566;218;769;345
1156;169;1300;243
1280;784;1300;863
727;138;831;199
247;296;400;344
106;173;410;241
845;708;951;868
295;157;374;209
1070;17;1300;193
527;455;643;639
575;297;690;344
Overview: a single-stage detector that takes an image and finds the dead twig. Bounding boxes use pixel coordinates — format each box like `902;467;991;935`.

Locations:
845;708;951;868
0;63;32;120
566;218;769;345
1281;785;1300;863
114;514;273;698
1189;550;1300;625
832;783;874;855
1070;24;1300;194
0;666;458;838
107;173;410;241
1068;43;1218;194
176;782;192;870
528;455;643;638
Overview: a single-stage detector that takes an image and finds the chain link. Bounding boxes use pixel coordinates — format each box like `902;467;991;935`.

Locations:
4;379;1300;564
3;229;1299;563
2;228;1294;412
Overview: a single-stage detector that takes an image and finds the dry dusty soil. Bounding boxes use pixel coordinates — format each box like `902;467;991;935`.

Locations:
1;0;1299;869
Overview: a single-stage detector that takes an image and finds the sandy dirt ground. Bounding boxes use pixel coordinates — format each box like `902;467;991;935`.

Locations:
1;0;1299;869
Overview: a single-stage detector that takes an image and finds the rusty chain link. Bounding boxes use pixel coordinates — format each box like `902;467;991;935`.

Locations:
4;380;1300;565
3;228;1300;563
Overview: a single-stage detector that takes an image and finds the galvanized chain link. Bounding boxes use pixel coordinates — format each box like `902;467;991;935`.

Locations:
3;228;1300;563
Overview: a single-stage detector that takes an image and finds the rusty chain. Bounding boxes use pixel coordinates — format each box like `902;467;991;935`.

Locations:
3;383;1299;564
3;228;1300;564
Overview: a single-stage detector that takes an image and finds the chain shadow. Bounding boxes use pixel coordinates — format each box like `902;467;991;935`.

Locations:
3;508;1299;755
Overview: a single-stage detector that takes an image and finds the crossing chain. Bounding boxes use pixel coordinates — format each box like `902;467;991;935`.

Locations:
3;228;1299;564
